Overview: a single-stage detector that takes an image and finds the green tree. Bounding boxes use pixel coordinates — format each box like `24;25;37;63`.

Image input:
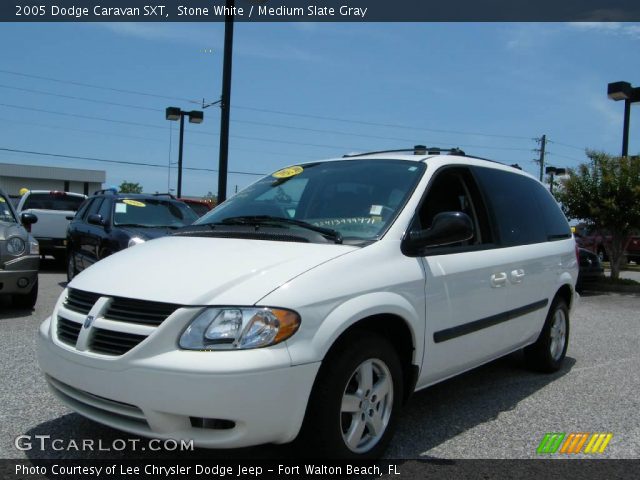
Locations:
119;181;143;194
555;151;640;279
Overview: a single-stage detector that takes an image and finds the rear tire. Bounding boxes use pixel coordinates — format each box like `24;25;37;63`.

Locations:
298;333;403;459
524;297;569;373
12;279;38;309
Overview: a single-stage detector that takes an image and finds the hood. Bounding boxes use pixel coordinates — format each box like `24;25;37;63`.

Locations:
120;226;177;240
0;221;26;241
69;236;357;305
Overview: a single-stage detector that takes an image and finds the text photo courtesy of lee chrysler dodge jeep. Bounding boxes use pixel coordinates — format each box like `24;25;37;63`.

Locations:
37;147;577;459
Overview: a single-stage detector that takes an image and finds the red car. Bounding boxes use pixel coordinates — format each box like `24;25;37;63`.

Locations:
574;225;640;264
179;198;214;217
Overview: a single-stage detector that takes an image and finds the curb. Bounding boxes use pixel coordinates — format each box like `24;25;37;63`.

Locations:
580;282;640;294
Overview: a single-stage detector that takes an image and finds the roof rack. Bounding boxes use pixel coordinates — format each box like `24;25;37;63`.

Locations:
342;145;524;172
151;192;176;199
93;188;118;196
343;145;466;158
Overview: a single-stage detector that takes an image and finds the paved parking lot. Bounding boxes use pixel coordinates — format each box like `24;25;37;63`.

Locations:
1;260;639;459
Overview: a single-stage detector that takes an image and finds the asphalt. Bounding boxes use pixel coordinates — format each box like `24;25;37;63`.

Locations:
1;259;638;460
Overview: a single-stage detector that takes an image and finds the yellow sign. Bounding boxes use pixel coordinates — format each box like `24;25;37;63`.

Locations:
122;199;146;207
272;166;303;179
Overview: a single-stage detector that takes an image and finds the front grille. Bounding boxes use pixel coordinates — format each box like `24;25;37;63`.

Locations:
89;328;148;356
57;317;82;346
104;297;179;326
64;289;100;314
61;288;180;356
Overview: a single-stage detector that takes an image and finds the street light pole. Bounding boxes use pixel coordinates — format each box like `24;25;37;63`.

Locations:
622;97;631;158
165;107;204;198
177;113;185;198
607;81;640;157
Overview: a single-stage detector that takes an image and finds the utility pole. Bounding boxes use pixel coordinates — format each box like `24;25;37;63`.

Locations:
534;135;547;182
217;0;235;204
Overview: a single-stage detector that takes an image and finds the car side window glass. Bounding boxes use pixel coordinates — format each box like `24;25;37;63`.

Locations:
473;167;546;246
413;167;492;247
75;199;91;220
85;198;103;220
532;185;572;240
97;198;112;222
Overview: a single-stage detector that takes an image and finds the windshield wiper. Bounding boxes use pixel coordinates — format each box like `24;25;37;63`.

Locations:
219;215;343;244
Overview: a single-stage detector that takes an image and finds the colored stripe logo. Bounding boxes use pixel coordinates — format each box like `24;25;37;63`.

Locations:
537;433;613;454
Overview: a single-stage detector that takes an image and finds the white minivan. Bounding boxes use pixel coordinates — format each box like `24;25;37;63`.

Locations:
37;148;578;458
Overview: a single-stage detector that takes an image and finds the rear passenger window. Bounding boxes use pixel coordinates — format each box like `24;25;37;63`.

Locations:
473;168;547;247
533;186;572;240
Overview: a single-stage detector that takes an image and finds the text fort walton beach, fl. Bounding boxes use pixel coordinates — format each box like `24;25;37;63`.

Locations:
30;4;368;19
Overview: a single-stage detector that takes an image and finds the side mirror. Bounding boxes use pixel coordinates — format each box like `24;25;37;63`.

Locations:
66;215;75;221
20;212;38;226
406;211;474;252
87;214;104;226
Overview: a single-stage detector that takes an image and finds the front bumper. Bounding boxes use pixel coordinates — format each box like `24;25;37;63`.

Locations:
0;255;38;294
37;316;320;448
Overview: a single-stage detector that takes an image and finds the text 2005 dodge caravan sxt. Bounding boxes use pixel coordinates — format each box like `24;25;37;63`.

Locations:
38;147;578;458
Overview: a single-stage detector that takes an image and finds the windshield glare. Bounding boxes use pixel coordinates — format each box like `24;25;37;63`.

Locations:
197;160;425;241
114;199;198;228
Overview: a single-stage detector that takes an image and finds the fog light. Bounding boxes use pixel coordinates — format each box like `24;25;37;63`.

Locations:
17;277;29;288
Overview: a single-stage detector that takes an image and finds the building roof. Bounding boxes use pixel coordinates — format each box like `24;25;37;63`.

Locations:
0;162;106;183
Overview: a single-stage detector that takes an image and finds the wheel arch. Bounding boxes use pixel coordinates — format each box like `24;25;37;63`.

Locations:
318;312;419;406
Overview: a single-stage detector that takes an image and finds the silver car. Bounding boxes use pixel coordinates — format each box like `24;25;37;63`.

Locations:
0;189;39;308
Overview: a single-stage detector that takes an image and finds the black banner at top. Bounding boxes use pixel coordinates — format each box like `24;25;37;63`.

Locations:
3;0;640;22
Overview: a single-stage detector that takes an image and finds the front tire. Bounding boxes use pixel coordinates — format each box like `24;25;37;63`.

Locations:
67;252;78;282
524;298;569;373
299;333;403;459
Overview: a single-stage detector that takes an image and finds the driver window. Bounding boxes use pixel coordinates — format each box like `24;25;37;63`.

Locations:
414;168;492;246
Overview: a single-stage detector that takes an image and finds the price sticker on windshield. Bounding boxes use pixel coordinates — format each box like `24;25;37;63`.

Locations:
272;166;303;179
122;200;146;207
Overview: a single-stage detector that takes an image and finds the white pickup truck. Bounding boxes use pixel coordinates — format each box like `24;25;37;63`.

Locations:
17;190;86;262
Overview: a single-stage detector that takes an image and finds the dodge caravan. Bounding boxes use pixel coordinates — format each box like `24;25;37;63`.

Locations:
37;147;578;458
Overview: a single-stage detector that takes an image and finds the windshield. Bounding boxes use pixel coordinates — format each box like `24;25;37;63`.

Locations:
197;160;425;241
22;192;85;211
0;194;18;223
114;198;198;228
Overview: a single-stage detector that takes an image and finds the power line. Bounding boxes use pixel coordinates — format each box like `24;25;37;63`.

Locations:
0;68;535;141
0;68;197;104
233;105;534;140
547;139;586;152
0;84;163;112
0;147;266;176
0;117;319;159
0;83;532;151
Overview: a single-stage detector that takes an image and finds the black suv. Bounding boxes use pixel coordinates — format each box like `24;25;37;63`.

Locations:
66;191;198;280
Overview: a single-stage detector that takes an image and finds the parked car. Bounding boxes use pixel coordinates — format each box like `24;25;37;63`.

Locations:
0;189;39;308
574;225;640;264
66;191;199;281
16;190;86;262
179;197;214;217
575;247;605;293
38;147;578;458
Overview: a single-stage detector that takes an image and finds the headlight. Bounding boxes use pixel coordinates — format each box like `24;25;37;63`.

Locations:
29;238;39;255
179;307;301;350
7;237;26;255
127;237;145;248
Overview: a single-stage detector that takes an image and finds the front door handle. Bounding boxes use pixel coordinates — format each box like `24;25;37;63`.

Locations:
490;272;507;288
510;269;526;284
